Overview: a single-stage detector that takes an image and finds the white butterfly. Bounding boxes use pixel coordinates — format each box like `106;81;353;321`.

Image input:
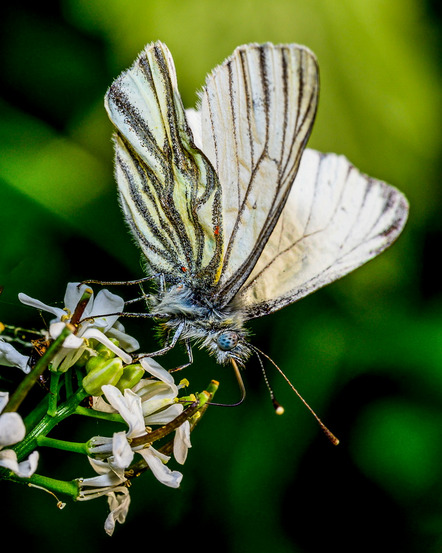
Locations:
104;41;408;370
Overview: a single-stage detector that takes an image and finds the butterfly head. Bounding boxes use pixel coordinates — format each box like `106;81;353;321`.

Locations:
200;326;251;366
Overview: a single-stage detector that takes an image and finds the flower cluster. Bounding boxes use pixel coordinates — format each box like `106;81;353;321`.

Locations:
0;391;39;477
18;283;137;371
79;359;191;534
0;283;216;535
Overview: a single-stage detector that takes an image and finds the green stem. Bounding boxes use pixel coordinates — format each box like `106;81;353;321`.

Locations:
36;436;89;455
13;388;89;462
75;405;125;424
65;367;74;398
2;470;79;500
3;325;75;413
47;371;61;416
23;395;49;432
189;379;219;431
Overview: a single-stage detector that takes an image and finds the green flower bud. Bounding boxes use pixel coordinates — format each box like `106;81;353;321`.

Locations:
116;364;145;392
82;358;124;396
85;351;116;374
74;348;91;368
95;338;120;356
82;337;121;373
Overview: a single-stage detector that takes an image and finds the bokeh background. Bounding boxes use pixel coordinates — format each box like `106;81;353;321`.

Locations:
1;1;441;551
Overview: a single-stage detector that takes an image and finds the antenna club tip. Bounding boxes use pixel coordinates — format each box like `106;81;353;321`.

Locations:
272;399;285;415
323;428;340;446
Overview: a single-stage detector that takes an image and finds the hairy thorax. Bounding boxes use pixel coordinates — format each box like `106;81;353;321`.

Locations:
150;283;251;365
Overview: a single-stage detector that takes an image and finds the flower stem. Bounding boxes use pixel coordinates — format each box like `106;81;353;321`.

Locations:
3;324;75;413
47;371;61;416
3;470;79;500
13;387;89;462
75;405;125;424
36;436;89;455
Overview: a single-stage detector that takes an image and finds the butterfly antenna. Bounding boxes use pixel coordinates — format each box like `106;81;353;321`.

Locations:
251;345;339;446
253;348;285;415
209;358;246;408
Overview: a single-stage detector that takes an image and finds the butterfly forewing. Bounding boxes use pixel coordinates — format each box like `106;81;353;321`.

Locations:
193;43;319;306
105;42;224;285
235;148;409;319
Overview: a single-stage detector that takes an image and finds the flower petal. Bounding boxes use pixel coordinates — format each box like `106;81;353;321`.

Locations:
104;487;131;536
88;289;125;332
0;391;9;414
82;329;132;364
17;450;39;477
87;435;114;456
0;412;26;447
90;396;117;414
63;282;93;315
87;457;120;477
0;449;39;477
18;292;66;320
133;379;177;404
173;420;191;465
101;386;145;438
0;339;31;373
144;402;182;424
137;446;183;488
112;431;134;469
49;322;84;348
139;358;178;395
86;456;127;484
106;323;140;353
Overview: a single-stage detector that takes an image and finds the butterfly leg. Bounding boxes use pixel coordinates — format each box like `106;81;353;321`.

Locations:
124;297;152;306
84;311;157;322
170;339;193;373
80;276;155;287
135;321;185;360
124;282;152;307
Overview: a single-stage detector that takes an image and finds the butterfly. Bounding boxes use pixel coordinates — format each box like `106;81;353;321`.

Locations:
104;41;408;376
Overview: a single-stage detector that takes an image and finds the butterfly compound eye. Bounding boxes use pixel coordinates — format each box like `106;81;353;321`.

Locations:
216;331;239;351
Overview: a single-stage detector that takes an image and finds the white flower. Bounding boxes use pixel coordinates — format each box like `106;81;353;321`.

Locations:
93;357;192;464
89;384;183;488
138;358;191;464
0;338;30;373
174;419;191;465
104;487;131;536
77;457;127;499
18;283;138;371
77;461;130;536
0;391;39;477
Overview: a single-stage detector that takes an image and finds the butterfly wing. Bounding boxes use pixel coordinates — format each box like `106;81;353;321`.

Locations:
232;148;409;319
105;42;224;285
190;43;319;307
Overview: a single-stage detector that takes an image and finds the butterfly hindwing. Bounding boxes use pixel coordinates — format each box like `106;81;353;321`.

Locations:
235;148;409;319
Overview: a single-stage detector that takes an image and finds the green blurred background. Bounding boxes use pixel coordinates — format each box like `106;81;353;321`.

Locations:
1;1;441;551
